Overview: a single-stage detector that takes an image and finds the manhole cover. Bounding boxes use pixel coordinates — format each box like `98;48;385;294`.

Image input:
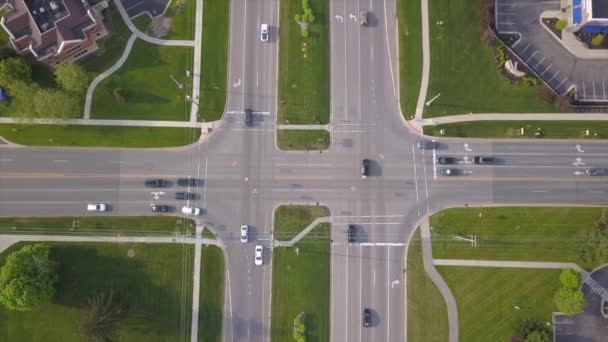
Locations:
127;249;135;258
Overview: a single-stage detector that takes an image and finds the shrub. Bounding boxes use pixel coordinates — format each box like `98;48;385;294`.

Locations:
301;29;309;38
560;269;581;290
520;76;540;87
554;287;585;315
555;19;568;31
592;34;605;46
495;46;507;68
525;330;552;342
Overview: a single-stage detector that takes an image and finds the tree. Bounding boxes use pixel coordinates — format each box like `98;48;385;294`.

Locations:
554;287;585;315
80;290;128;342
33;88;80;119
525;330;552;342
0;57;32;90
0;244;57;311
592;34;605;46
54;63;90;94
555;19;568;31
515;317;545;338
577;211;608;269
560;269;581;290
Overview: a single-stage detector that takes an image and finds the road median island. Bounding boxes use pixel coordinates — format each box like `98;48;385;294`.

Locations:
397;0;423;118
0;241;194;341
276;129;330;150
0;124;200;147
198;245;224;342
270;222;330;342
273;205;330;241
424;120;608;139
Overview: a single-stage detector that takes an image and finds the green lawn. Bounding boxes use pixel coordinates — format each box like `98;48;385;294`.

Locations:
407;230;448;342
430;207;607;266
437;267;560;342
0;242;194;342
201;227;216;239
0;216;195;235
274;205;330;241
199;0;229;122
0;124;200;147
277;129;330;150
424;0;563;117
132;14;153;34
424;120;608;139
91;40;193;121
164;0;196;40
278;0;330;124
271;223;330;342
198;245;224;342
397;0;422;118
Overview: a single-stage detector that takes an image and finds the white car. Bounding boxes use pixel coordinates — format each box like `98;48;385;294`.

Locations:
260;24;269;42
87;203;106;212
254;245;263;266
240;225;249;243
181;206;201;216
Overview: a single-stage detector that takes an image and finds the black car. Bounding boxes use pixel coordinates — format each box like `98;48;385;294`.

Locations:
361;159;371;178
175;192;197;200
362;308;372;327
145;179;168;188
436;156;457;164
417;140;438;150
347;224;357;243
474;156;495;165
177;178;201;187
151;204;172;213
586;168;608;176
244;109;254;127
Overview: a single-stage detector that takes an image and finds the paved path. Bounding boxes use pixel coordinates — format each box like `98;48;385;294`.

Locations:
421;113;608;126
273;216;332;247
189;0;203;123
434;259;584;271
420;217;459;342
0;117;205;128
413;0;431;120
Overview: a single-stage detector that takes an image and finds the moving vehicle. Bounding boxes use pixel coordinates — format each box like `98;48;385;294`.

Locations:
436;156;457;164
144;179;168;187
439;168;458;176
260;24;269;42
151;204;171;213
361;159;371;178
417;140;438;150
240;225;249;243
474;156;496;164
175;192;197;200
362;308;372;327
244;109;254;127
87;203;107;212
586;168;608;176
360;11;368;26
347;224;357;243
181;206;201;216
254;245;264;265
177;178;200;187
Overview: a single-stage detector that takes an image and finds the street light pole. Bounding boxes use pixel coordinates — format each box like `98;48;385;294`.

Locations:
425;93;441;107
169;74;184;89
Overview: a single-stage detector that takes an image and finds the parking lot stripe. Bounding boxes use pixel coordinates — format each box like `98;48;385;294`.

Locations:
604;81;606;99
583;81;586;98
593;81;596;99
556;77;568;89
534;57;545;68
520;43;532;54
526;51;538;63
548;70;560;82
541;64;552;76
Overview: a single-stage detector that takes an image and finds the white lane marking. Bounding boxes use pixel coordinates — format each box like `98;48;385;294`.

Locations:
391;280;400;288
410;145;420;216
386;246;390;342
0;188;149;192
232;78;241;87
576;144;584;153
370;47;374;61
335;14;343;22
359;242;407;246
0;200;151;204
604;80;607;100
274;163;333;167
432;148;437;180
373;268;376;287
344;243;349;342
358;244;363;342
383;0;398;98
593;81;596;99
0;158;13;162
53;160;68;163
464;143;472;152
202;157;208;208
421;151;430;213
256;72;259;88
271;188;336;192
110;161;125;164
532;190;548;193
332;130;367;133
583;80;586;98
225;110;270;115
230;128;274;132
572;157;585;166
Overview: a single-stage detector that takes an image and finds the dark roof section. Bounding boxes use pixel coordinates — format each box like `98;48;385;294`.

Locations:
592;0;608;19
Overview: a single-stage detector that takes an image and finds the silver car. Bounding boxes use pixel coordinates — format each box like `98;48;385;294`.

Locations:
240;225;249;243
254;245;263;265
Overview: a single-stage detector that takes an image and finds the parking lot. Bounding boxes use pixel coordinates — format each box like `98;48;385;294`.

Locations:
495;0;608;102
120;0;170;18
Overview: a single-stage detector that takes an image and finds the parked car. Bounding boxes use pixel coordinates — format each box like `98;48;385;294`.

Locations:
474;156;496;165
436;156;457;164
254;245;264;265
362;308;372;327
244;109;254;127
181;206;201;216
359;11;368;26
145;179;168;187
151;204;172;213
87;203;107;212
175;192;197;200
361;159;371;178
177;178;200;187
439;168;458;176
260;24;269;42
417;140;438;150
240;225;249;243
347;224;357;243
586;168;608;176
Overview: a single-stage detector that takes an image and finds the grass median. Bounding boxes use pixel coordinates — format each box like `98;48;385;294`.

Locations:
277;129;330;150
407;230;448;342
198;245;225;342
274;205;330;241
424;0;561;117
199;0;229;122
397;0;422;118
0;242;194;341
278;0;329;124
424;120;608;139
271;223;330;342
437;266;560;342
0;124;200;147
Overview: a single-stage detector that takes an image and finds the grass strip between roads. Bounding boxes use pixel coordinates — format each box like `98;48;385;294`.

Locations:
198;245;224;342
437;266;560;342
0;124;200;147
199;0;229;122
424;0;562;117
278;0;330;124
397;0;422;118
430;207;608;266
274;205;330;241
0;242;194;342
277;129;330;150
271;223;330;342
424;121;608;139
407;230;448;342
0;216;196;234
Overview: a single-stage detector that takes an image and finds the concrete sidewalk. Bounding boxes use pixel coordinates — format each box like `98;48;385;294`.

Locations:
274;216;332;247
0;117;206;128
276;124;330;131
421;113;608;126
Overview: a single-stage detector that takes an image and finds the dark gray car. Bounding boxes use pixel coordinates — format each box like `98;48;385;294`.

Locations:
175;192;197;200
417;140;438;150
586;168;608;176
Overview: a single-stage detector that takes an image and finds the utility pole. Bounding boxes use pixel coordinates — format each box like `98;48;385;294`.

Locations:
425;93;441;107
169;74;184;89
